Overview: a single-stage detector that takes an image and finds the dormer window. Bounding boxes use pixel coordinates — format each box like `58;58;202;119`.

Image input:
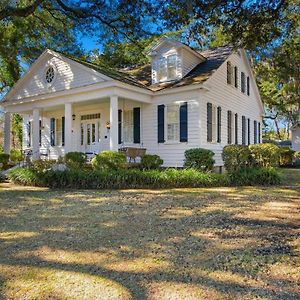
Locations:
157;54;177;82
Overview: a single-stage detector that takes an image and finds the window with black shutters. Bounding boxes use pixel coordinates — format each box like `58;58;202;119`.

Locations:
227;111;232;144
234;66;238;88
50;118;55;146
39;120;42;146
242;116;246;145
258;122;261;143
235;113;238;144
207;103;213;142
241;72;246;93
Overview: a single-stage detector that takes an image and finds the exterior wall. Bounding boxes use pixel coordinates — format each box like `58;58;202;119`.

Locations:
181;48;202;77
10;53;105;101
199;52;263;165
292;126;300;151
143;89;201;167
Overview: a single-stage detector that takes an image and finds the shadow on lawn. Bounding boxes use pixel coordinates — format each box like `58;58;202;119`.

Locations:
0;185;299;299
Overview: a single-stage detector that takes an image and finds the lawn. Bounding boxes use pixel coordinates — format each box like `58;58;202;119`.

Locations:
0;169;299;300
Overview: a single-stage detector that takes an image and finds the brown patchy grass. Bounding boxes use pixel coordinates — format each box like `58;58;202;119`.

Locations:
0;169;299;300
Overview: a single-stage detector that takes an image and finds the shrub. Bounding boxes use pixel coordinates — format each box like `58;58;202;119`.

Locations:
249;143;280;168
222;145;253;172
184;148;215;172
9;167;228;189
65;152;87;169
140;154;163;170
279;147;295;167
294;151;300;159
0;153;10;170
92;151;127;171
10;149;23;164
229;167;281;186
30;159;57;172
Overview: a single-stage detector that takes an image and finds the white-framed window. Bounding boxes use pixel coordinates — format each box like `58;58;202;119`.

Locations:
123;110;134;143
157;54;177;82
166;104;180;142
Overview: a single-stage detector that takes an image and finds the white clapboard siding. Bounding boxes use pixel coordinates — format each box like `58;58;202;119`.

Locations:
199;52;263;165
11;53;106;101
181;48;202;77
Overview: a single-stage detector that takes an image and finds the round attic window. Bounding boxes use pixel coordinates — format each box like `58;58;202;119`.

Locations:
45;66;55;84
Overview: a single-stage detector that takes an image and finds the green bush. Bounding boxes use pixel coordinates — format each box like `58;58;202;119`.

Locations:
222;145;253;172
228;167;281;186
30;159;57;172
0;153;10;170
294;151;300;159
10;149;23;164
9;167;228;189
184;148;215;172
279;147;295;167
91;151;127;171
65;152;87;169
249;143;280;168
140;154;163;170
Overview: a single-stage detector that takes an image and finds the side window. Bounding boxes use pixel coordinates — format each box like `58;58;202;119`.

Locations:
227;110;232;144
242;116;246;145
235;113;238;144
247;76;250;96
207;103;218;143
56;118;62;146
123;110;134;143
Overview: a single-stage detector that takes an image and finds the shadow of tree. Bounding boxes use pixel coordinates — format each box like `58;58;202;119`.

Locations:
0;184;299;299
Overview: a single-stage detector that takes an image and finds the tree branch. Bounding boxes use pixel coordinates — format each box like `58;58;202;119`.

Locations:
0;0;45;20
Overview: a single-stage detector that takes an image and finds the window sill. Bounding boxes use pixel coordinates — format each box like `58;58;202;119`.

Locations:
163;141;186;145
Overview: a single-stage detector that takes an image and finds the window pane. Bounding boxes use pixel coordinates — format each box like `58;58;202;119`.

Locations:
123;110;133;143
92;123;96;143
87;124;91;145
158;58;167;81
167;105;179;141
167;55;177;79
56;118;62;146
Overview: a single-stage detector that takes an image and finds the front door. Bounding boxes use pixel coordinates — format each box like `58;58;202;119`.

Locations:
80;115;101;154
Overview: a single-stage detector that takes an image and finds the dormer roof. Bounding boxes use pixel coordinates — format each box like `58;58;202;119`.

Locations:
147;37;206;61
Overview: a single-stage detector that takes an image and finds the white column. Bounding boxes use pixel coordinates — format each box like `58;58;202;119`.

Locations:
3;112;11;154
64;103;73;153
110;95;118;151
32;108;40;160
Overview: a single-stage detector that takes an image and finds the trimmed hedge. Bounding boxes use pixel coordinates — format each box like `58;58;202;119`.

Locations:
92;151;127;171
222;145;253;172
184;148;215;171
249;143;280;168
140;154;163;170
9;168;228;189
279;147;295;167
65;152;87;169
228;167;281;186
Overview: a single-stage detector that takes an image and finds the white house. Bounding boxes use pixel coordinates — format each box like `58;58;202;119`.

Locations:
291;124;300;151
1;38;264;167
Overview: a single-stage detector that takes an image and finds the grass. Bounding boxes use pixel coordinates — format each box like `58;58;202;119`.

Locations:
0;168;299;299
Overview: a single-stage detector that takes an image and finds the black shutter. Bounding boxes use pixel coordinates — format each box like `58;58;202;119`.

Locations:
39;120;42;146
242;116;246;145
28;121;31;147
254;121;257;144
235;113;238;144
247;118;250;145
227;110;232;144
180;102;188;142
234;66;238;88
118;109;122;144
258;122;261;143
241;72;245;93
157;105;165;143
62;117;65;146
247;76;250;96
217;106;221;143
133;107;141;144
207;103;212;142
50;118;55;146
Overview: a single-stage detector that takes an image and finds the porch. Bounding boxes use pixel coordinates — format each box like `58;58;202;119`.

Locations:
3;87;151;160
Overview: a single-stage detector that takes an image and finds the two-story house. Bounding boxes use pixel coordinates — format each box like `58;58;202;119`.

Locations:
1;37;264;167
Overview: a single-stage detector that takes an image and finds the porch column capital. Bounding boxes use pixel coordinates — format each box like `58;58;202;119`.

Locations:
32;108;40;160
3;112;11;154
109;95;118;151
